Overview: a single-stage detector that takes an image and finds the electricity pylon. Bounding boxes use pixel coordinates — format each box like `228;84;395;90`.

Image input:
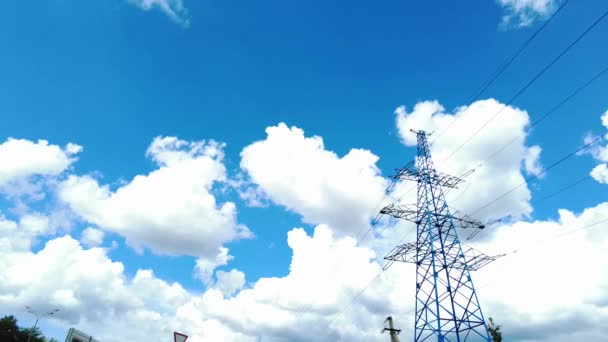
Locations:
380;130;501;342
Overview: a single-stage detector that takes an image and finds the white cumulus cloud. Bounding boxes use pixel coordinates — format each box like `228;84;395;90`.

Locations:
2;197;608;341
394;99;539;223
2;106;608;341
497;0;557;28
0;230;251;341
0;213;52;251
80;227;105;247
195;224;408;342
472;202;608;341
591;164;608;184
0;138;81;197
194;246;233;285
215;269;246;297
128;0;190;27
240;123;388;236
58;136;251;260
585;110;608;184
524;145;543;176
0;235;137;324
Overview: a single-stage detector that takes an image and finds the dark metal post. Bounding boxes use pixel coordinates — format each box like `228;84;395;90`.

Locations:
382;316;401;342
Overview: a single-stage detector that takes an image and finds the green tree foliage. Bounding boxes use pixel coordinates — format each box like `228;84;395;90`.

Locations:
0;315;20;342
487;317;503;342
19;327;45;342
0;315;53;342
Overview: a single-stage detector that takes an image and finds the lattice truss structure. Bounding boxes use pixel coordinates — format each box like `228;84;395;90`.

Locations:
380;130;501;342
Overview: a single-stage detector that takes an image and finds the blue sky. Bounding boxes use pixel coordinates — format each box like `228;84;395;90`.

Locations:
1;1;608;341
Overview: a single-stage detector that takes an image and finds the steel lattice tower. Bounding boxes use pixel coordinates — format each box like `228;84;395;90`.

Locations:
380;130;501;342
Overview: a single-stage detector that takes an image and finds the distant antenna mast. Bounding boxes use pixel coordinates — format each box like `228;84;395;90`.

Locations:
381;316;401;342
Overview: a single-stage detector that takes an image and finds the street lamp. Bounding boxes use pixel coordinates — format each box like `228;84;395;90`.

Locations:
25;307;59;342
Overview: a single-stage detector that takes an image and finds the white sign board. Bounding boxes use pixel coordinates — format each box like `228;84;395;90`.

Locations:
65;328;100;342
174;332;188;342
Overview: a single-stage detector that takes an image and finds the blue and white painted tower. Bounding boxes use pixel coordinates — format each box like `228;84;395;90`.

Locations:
380;130;499;342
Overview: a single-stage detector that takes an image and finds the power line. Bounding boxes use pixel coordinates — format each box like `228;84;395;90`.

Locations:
431;0;570;144
322;200;605;337
350;6;607;312
347;126;602;336
439;6;608;164
513;217;608;253
388;3;606;227
467;0;570;104
354;179;398;241
338;140;602;336
324;268;389;335
465;173;594;240
388;28;608;226
337;197;593;337
371;72;605;248
449;61;608;207
385;2;572;220
283;258;387;340
371;1;597;241
290;230;397;331
360;165;475;243
378;64;607;285
482;62;608;166
379;131;494;340
474;216;608;291
469;135;602;217
443;61;608;238
326;224;420;330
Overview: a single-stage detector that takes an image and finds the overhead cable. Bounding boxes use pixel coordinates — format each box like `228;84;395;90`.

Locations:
431;0;571;144
439;6;608;164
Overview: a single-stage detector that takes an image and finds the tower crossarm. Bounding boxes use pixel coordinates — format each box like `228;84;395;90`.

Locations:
448;208;486;229
382;242;429;270
391;162;465;189
383;242;503;271
379;204;419;222
379;204;486;229
459;246;507;271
